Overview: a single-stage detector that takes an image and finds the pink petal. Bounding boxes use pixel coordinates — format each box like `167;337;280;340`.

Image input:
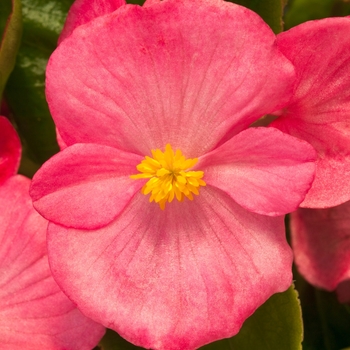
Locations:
197;127;316;216
47;186;292;350
0;175;105;349
58;0;126;44
0;116;21;184
291;201;350;292
55;127;67;150
30;144;143;229
271;18;350;208
47;0;294;158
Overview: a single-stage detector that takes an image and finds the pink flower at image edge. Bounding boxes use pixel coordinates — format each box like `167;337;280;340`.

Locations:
291;203;350;303
270;17;350;303
0;116;105;349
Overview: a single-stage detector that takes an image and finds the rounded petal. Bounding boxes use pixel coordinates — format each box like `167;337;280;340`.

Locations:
197;127;316;216
47;0;295;158
58;0;126;44
47;186;292;350
0;175;105;350
291;202;350;292
30;144;143;229
0;116;21;184
271;18;350;208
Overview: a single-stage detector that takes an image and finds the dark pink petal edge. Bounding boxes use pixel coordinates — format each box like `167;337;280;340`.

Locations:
0;116;21;184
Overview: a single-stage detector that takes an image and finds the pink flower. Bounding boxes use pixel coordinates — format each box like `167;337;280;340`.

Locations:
31;0;317;348
291;203;350;303
269;18;350;303
0;116;105;349
271;17;350;209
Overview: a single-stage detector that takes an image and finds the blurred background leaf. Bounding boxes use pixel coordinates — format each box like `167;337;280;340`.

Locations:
97;330;144;350
4;0;74;177
0;0;22;99
284;0;350;29
294;269;350;350
0;0;12;36
230;0;286;33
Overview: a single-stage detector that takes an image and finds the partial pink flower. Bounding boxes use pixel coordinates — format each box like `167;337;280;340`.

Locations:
58;0;126;44
0;116;21;185
0;120;105;348
0;175;105;349
31;0;317;348
271;18;350;208
291;203;350;302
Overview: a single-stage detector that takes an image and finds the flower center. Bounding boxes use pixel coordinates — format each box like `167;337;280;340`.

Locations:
130;144;206;210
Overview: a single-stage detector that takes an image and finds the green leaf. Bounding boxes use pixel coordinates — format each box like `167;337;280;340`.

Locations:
284;0;350;29
0;0;12;37
4;0;74;174
295;272;350;350
201;285;303;350
97;286;303;350
98;329;144;350
0;0;22;100
230;0;285;33
283;0;333;29
126;0;145;4
332;0;350;17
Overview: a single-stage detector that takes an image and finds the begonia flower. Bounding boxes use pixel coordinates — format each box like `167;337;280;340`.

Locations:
269;17;350;308
290;203;350;303
0;116;105;349
30;1;317;348
270;17;350;208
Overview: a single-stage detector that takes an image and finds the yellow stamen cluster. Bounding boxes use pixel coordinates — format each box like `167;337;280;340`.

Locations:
130;144;206;210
